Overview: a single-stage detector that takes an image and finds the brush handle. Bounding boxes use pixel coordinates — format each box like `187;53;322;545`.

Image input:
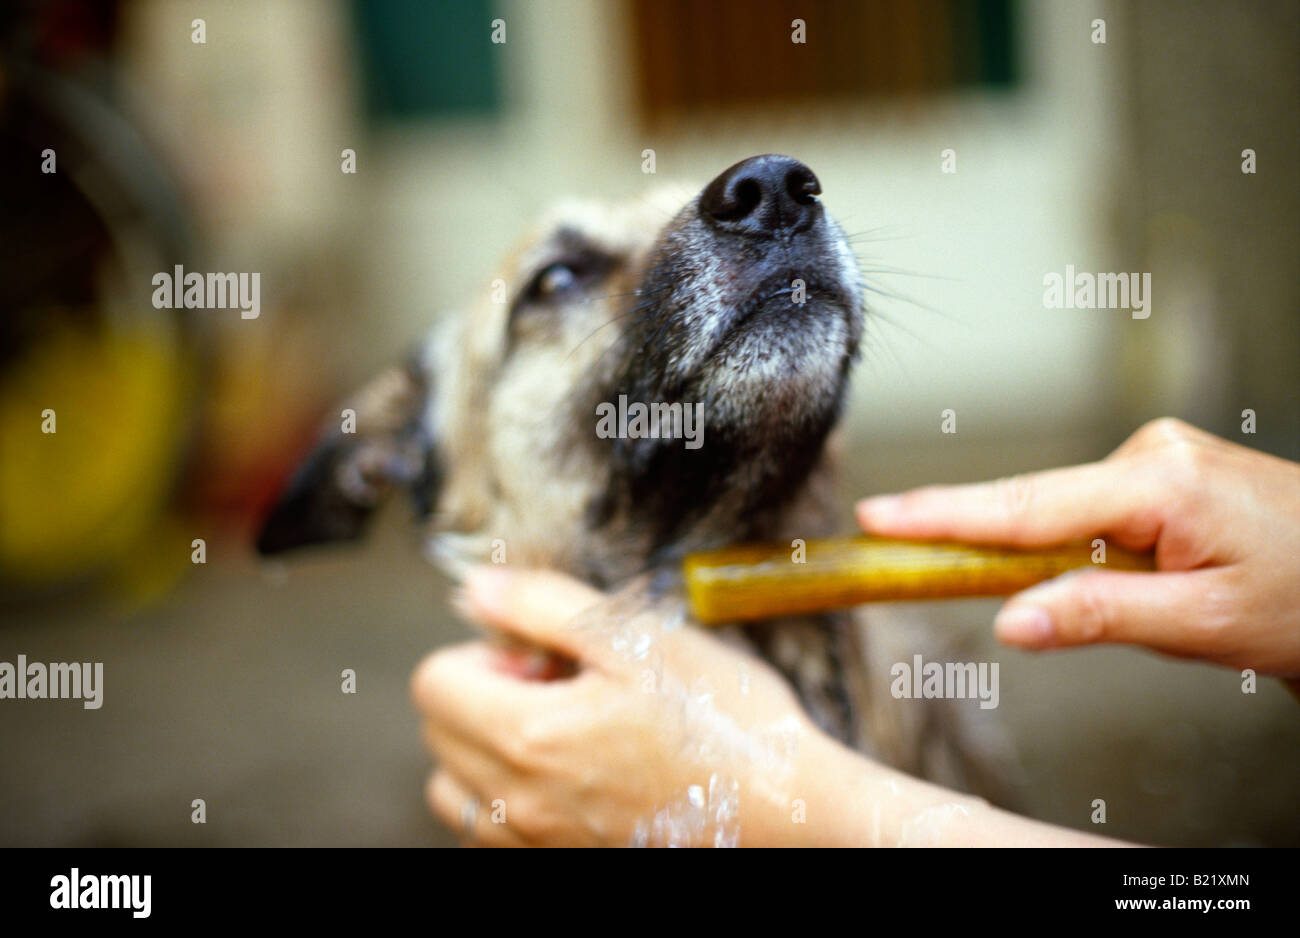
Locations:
683;536;1155;624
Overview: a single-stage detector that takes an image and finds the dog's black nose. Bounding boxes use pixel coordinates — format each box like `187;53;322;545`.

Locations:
700;155;822;237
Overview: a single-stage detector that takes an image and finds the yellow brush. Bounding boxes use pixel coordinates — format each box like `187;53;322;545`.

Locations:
684;536;1155;624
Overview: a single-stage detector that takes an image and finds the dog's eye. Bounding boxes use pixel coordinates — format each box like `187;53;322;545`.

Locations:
532;262;579;299
521;251;613;306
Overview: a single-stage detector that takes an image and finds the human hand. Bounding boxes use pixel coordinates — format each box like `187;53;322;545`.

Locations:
857;418;1300;675
411;567;846;846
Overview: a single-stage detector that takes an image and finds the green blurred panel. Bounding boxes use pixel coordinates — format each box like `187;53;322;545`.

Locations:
948;0;1019;88
351;0;501;119
974;0;1018;86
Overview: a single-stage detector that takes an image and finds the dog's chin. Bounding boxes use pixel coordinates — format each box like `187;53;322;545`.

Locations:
590;290;856;555
687;295;855;440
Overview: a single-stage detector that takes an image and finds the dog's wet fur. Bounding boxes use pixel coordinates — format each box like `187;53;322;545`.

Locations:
257;155;1015;799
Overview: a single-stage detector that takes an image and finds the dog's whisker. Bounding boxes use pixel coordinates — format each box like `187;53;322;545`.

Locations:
844;229;909;244
580;288;648;305
855;266;957;282
860;327;916;382
570;289;672;363
566;305;650;360
857;275;965;329
864;305;939;353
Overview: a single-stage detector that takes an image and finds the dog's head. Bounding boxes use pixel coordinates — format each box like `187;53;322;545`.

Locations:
257;155;864;586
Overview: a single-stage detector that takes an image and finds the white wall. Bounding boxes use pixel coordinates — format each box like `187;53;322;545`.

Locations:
368;0;1131;441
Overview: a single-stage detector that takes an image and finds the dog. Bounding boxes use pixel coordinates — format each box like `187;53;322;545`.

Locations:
256;155;1014;802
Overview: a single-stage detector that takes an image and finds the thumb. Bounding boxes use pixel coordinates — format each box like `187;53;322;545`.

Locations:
461;565;612;665
993;568;1223;661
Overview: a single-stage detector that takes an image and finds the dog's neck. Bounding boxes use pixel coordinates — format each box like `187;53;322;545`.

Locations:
573;441;844;590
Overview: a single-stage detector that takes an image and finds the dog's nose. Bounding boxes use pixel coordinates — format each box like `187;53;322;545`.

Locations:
700;155;822;237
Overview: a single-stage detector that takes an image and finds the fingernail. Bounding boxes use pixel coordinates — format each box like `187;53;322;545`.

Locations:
994;605;1055;646
463;565;511;617
857;495;902;524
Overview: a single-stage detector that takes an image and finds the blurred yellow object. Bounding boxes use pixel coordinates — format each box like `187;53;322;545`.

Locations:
0;326;189;584
684;536;1156;624
102;512;199;608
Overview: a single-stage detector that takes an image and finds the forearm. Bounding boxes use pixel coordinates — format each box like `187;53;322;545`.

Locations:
747;735;1128;847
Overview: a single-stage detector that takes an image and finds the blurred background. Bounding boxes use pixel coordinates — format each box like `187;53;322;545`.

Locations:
1;0;1297;846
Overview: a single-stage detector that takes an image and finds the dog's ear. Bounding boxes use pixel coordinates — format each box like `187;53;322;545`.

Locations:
255;356;441;556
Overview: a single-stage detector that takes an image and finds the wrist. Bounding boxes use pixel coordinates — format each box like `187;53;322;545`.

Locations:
740;730;886;846
770;732;995;847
